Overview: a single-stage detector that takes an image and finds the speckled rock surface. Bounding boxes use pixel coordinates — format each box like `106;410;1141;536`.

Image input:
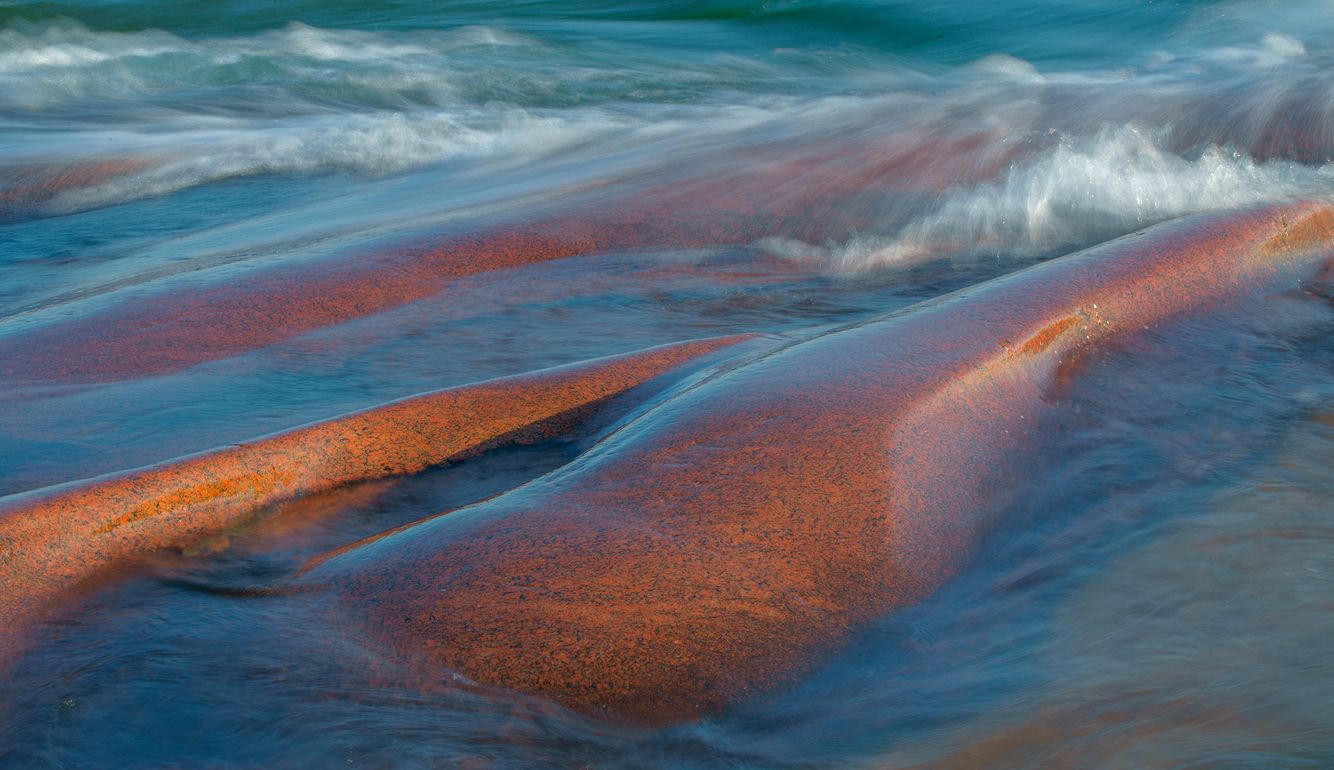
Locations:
0;334;752;661
307;202;1334;725
0;130;1009;384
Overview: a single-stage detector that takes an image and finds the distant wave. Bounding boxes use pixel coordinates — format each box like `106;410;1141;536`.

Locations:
0;21;539;111
1;17;1332;262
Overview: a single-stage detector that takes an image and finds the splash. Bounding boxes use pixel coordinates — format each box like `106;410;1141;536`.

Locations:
792;126;1334;270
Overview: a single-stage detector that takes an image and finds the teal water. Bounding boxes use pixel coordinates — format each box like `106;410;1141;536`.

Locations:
1;1;1332;767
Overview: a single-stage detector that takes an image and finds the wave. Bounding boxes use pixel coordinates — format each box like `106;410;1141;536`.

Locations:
3;16;1333;250
0;21;540;112
1;0;1309;69
9;110;623;218
765;126;1334;270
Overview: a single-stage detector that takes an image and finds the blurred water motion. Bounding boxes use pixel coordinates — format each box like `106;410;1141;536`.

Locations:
1;0;1332;766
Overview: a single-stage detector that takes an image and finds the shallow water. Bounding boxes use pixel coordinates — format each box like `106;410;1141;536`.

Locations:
2;275;1331;769
1;0;1333;767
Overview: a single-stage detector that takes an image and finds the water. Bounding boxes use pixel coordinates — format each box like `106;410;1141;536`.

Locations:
1;1;1332;766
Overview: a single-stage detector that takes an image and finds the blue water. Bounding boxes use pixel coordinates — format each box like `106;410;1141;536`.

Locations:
1;0;1332;766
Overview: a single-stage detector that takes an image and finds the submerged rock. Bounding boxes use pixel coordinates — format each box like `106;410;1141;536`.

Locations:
305;202;1334;724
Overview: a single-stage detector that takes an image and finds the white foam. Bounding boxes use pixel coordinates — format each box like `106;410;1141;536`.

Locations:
4;19;1332;234
970;54;1043;82
0;24;183;76
1200;31;1314;70
0;20;539;110
276;23;433;62
1262;32;1307;59
788;125;1334;271
39;109;636;213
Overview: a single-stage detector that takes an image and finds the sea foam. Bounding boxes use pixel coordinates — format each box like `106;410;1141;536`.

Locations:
795;126;1334;271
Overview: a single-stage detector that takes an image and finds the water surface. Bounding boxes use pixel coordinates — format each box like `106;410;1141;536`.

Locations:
1;0;1332;766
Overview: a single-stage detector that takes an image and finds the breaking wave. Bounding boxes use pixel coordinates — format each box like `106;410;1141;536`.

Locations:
2;14;1334;265
772;125;1334;270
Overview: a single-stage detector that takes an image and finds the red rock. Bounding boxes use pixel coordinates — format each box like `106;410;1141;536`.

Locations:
0;130;1006;383
0;334;752;662
305;202;1334;725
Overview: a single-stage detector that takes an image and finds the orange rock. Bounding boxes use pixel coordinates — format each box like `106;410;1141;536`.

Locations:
0;201;794;384
306;202;1334;725
0;130;1000;383
0;334;753;662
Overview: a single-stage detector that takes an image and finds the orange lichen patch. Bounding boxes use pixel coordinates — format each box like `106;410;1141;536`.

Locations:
1014;313;1085;356
1261;202;1334;256
0;129;999;384
92;472;290;535
306;202;1334;725
0;334;753;662
0;157;156;219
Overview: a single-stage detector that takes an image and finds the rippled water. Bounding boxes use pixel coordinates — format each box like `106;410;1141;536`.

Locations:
1;0;1332;767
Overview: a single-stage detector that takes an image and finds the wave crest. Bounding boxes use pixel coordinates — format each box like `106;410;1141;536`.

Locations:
765;126;1334;270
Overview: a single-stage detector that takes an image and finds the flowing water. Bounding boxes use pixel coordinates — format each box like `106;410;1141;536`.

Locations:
0;1;1332;767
